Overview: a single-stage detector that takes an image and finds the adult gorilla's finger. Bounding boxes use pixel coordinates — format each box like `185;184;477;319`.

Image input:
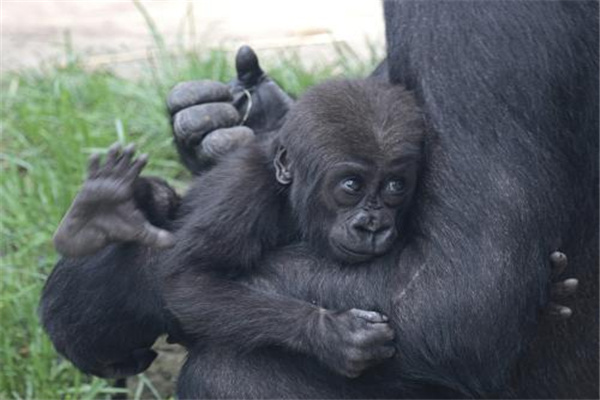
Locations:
551;278;579;298
167;81;233;115
550;251;568;278
545;302;573;320
136;223;176;249
235;45;265;88
201;126;255;159
173;103;240;146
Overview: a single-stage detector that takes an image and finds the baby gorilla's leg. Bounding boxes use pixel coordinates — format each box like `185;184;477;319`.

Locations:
177;345;366;399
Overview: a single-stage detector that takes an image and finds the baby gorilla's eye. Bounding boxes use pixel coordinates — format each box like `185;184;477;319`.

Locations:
341;178;362;193
386;179;406;194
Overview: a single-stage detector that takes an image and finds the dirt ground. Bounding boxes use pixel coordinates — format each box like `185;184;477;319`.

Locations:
1;0;384;73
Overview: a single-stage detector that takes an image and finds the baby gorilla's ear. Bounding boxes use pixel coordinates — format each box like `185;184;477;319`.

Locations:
274;146;293;185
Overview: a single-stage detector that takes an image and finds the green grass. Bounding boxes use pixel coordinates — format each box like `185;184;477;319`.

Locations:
0;16;381;399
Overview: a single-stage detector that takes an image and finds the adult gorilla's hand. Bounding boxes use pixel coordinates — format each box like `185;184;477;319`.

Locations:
167;45;294;174
546;251;578;320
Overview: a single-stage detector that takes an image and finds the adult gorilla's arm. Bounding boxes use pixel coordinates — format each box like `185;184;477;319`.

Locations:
385;1;598;397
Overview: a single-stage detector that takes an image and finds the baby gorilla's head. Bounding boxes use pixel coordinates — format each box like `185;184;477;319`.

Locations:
273;79;426;263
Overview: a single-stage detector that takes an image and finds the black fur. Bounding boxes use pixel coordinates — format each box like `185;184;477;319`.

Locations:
378;1;598;397
39;175;180;378
39;1;598;398
162;80;423;392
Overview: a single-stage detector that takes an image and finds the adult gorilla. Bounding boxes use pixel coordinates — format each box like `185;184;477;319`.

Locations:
41;1;598;398
171;4;599;396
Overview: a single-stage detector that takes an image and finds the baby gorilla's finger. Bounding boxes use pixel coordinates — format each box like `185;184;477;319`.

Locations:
99;143;123;177
136;223;176;249
349;309;389;323
550;251;568;278
87;154;101;178
105;142;122;164
235;45;265;88
167;81;233;115
173;103;240;146
358;323;395;349
201;126;255;159
124;154;149;181
369;345;396;361
551;278;579;298
115;144;136;174
546;302;573;320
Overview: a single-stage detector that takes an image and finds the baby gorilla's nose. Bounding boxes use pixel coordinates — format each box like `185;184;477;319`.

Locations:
350;212;396;252
351;212;387;233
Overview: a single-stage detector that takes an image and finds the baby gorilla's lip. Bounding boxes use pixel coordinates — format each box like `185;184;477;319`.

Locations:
331;240;378;263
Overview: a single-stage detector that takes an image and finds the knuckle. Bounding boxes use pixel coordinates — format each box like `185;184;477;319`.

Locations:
344;348;365;363
342;358;367;377
382;347;396;358
384;330;395;341
347;330;366;345
348;308;361;316
343;369;361;379
379;325;395;339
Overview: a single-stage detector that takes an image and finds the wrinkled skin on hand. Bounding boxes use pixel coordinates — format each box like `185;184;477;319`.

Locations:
53;143;176;258
167;45;294;174
311;308;396;378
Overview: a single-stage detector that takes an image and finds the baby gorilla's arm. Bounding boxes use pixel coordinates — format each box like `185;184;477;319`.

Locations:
53;143;177;257
165;261;396;379
161;144;396;378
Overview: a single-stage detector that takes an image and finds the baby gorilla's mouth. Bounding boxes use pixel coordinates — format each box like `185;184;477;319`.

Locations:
331;240;379;263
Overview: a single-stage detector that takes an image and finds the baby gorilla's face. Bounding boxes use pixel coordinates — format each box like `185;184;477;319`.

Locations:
274;78;426;264
320;157;419;263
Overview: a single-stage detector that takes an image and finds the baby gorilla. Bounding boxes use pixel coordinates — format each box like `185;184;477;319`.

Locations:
51;78;424;380
171;78;423;264
161;78;424;378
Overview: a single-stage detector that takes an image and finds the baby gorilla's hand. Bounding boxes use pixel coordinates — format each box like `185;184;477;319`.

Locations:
53;143;175;257
313;308;396;378
168;81;254;161
167;46;293;174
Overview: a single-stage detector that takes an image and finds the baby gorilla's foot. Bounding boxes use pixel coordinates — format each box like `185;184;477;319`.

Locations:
313;308;396;378
54;143;175;257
